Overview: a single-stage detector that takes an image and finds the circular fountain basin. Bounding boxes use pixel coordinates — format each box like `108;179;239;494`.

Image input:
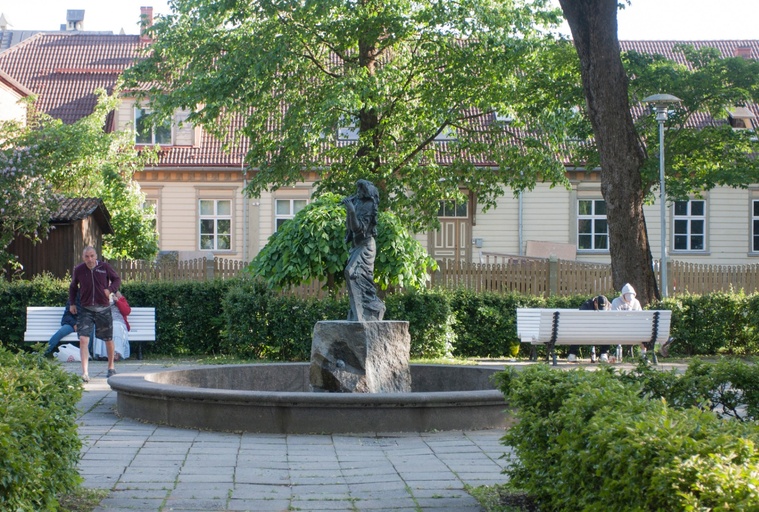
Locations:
109;363;509;434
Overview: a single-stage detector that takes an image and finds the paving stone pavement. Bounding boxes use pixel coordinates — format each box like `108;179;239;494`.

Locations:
69;359;512;512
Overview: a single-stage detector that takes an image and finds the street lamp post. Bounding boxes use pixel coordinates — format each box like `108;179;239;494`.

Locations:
643;93;681;298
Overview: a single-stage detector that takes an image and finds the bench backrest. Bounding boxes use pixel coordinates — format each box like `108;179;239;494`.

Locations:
517;308;671;345
24;306;156;342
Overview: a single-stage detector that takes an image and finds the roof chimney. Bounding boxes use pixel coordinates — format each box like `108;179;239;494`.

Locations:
140;6;154;42
66;9;84;31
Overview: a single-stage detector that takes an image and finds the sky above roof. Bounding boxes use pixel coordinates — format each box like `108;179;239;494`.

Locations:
0;0;757;40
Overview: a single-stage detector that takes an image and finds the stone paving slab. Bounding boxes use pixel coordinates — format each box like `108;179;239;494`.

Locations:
66;359;517;511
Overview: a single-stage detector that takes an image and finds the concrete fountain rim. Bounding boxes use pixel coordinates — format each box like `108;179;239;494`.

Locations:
108;362;510;433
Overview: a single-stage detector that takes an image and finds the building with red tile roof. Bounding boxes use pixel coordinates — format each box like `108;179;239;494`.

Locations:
0;27;757;269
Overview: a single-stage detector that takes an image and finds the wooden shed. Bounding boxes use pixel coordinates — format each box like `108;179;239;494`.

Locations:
9;197;113;279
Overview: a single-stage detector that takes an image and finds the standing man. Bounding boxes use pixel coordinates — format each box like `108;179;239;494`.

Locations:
69;246;121;383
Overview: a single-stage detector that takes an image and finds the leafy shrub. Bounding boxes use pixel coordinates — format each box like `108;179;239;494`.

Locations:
654;292;759;356
0;347;82;510
3;275;758;360
0;273;70;349
385;288;454;358
496;363;759;511
619;358;759;421
222;277;347;360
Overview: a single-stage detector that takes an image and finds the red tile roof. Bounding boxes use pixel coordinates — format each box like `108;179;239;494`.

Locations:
0;33;143;124
620;40;759;64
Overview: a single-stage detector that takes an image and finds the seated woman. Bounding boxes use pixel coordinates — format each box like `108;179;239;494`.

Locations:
92;291;131;361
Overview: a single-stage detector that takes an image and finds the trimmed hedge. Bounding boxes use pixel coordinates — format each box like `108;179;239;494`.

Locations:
0;347;83;511
1;275;758;359
496;361;759;511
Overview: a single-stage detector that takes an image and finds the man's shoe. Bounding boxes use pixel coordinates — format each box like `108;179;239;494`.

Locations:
567;354;577;362
82;374;89;383
599;353;609;363
107;368;116;378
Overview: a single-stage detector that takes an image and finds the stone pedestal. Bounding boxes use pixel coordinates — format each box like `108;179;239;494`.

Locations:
310;321;411;393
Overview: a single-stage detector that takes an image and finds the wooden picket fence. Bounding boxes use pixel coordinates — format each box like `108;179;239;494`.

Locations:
669;260;759;295
109;257;248;282
430;257;615;297
107;255;759;297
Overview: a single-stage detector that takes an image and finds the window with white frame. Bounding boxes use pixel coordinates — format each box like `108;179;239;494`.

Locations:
752;199;759;252
143;198;158;232
199;199;231;250
577;199;608;251
275;199;308;230
135;108;172;145
673;200;705;251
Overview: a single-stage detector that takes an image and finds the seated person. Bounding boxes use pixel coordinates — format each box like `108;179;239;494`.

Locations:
92;291;131;361
611;283;645;357
45;294;82;357
567;294;610;362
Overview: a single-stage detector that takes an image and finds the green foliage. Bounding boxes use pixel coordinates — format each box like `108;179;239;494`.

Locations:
249;194;348;292
0;347;83;511
496;364;759;511
0;139;58;272
118;279;235;356
0;90;158;268
249;193;437;294
123;0;572;232
222;277;347;360
448;291;582;358
623;46;759;200
619;358;759;422
2;274;758;361
385;289;454;358
653;292;759;356
0;274;70;349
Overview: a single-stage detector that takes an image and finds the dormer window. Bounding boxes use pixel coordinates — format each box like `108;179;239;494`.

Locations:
493;111;514;124
135;108;172;145
728;106;756;130
434;125;457;142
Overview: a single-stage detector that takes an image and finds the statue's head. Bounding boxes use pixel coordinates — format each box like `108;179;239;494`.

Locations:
356;179;379;204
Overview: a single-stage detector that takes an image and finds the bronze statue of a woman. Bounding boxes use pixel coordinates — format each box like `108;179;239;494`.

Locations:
342;179;386;322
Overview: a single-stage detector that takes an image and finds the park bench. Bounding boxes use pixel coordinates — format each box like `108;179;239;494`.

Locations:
516;308;672;366
24;306;156;360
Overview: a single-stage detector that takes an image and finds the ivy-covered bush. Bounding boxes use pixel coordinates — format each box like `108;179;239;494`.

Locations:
0;347;82;510
496;363;759;511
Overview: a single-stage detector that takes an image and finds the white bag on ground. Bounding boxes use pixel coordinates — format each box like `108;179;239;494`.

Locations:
55;344;81;362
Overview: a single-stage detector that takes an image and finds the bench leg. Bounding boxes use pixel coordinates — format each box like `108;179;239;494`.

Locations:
138;342;143;361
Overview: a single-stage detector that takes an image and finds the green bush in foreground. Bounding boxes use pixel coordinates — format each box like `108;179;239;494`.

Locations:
0;347;83;511
496;363;759;511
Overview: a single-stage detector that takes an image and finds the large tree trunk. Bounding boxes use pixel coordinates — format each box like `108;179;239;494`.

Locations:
558;0;659;305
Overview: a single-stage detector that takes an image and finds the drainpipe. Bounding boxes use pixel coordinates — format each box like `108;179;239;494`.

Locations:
518;190;524;256
242;166;248;263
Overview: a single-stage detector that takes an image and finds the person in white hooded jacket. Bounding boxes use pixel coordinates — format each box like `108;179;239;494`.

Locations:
611;283;645;358
611;283;642;312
